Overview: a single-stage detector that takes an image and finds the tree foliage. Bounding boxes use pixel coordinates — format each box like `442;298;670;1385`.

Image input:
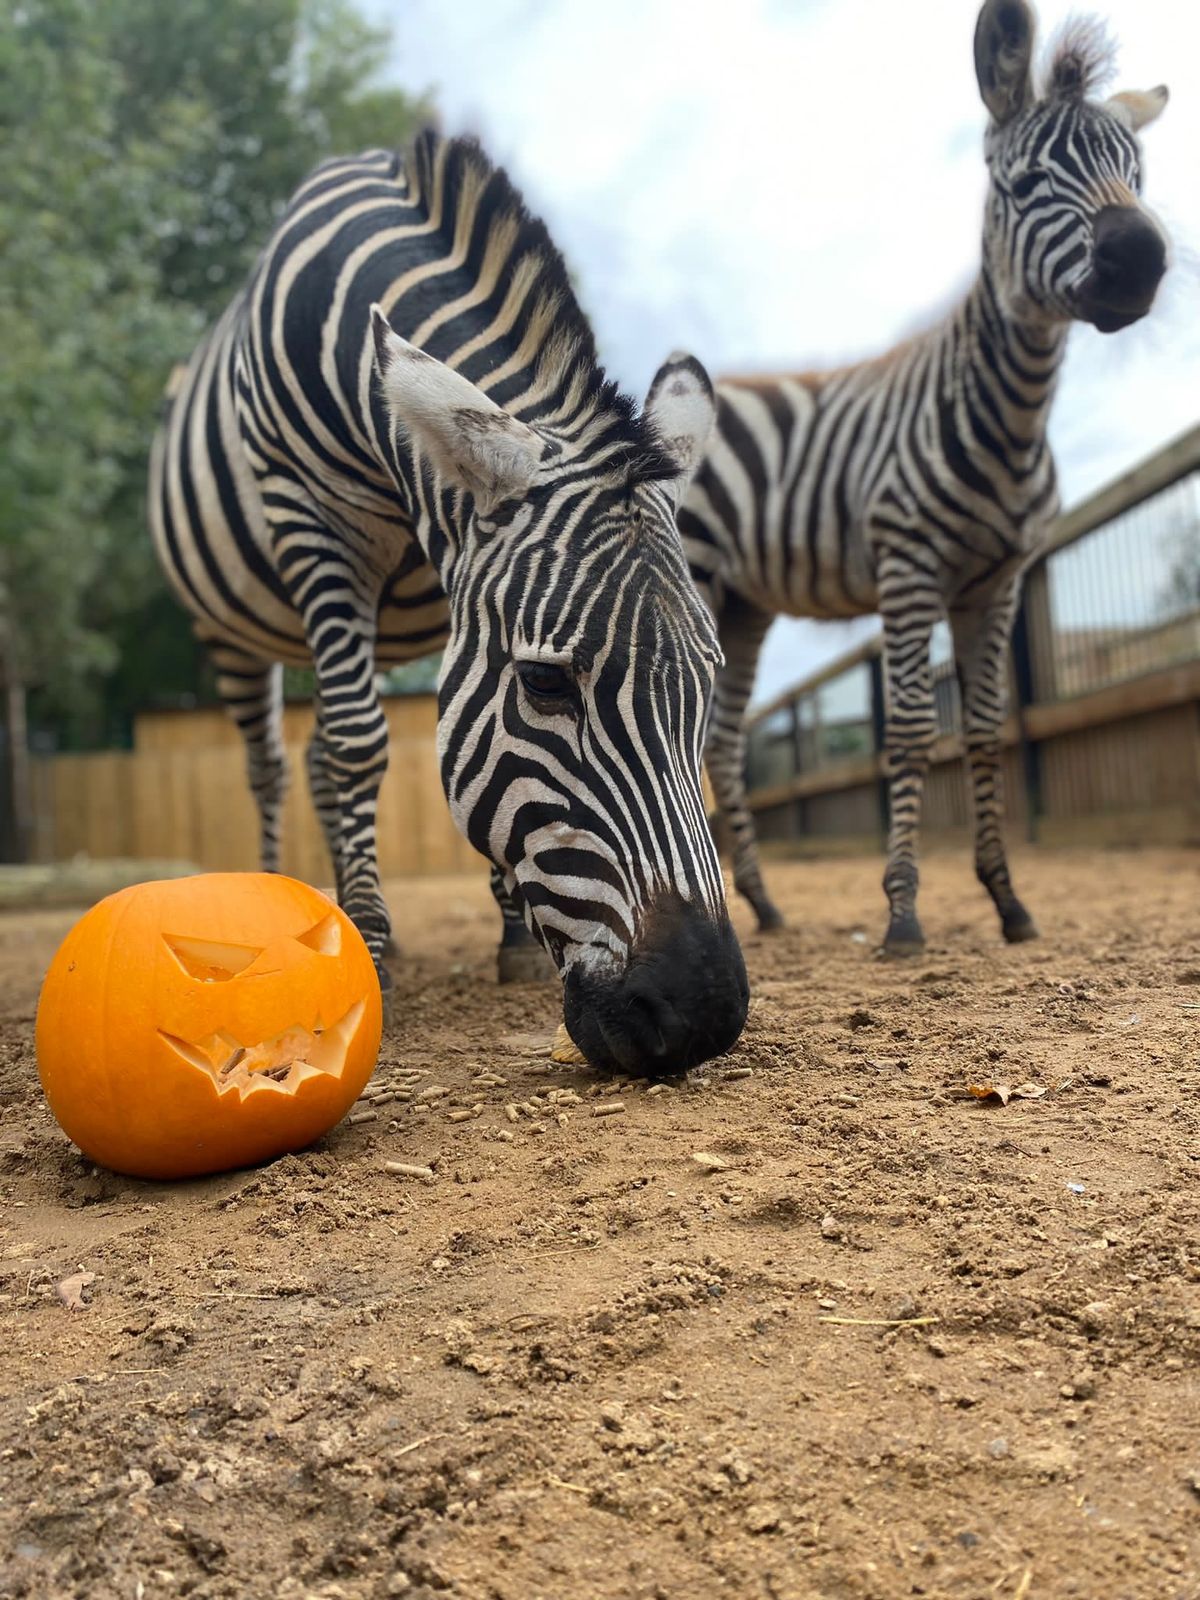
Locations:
0;0;425;746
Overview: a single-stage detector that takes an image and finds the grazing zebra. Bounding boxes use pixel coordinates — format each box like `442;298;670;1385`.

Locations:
681;0;1170;954
149;130;749;1075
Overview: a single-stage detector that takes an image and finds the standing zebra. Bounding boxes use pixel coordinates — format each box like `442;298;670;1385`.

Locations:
150;130;749;1075
682;0;1170;954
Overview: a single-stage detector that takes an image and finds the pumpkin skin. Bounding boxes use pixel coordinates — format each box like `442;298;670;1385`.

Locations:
35;873;383;1180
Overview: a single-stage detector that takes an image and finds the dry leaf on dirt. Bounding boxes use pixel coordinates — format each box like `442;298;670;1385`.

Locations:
967;1081;1047;1106
692;1151;731;1172
551;1023;586;1065
56;1270;95;1312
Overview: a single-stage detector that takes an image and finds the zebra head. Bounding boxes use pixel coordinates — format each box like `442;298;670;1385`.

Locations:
371;315;748;1075
975;0;1169;333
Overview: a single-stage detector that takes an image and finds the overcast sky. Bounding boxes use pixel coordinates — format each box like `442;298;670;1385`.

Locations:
369;0;1199;700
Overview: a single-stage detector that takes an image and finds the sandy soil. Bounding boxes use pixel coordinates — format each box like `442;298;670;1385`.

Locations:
1;848;1199;1600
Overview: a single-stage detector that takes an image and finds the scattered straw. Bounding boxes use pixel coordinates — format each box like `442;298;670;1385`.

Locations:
817;1314;941;1328
394;1432;444;1459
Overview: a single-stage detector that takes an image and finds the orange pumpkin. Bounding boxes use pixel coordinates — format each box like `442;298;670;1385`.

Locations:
35;873;383;1180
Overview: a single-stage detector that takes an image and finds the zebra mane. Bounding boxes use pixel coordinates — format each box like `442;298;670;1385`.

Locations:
1040;15;1117;101
405;129;680;485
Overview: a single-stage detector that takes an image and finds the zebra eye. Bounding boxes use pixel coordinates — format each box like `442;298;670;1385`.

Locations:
516;661;576;704
1009;170;1044;202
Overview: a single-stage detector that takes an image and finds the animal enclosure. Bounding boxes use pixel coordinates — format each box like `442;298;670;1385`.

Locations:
26;430;1200;880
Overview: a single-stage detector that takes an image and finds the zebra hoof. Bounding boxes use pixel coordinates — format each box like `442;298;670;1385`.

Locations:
755;904;785;933
1003;914;1040;944
497;944;557;985
882;916;925;957
382;935;401;960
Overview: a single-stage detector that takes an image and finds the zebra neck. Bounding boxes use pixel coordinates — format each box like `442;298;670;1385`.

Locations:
952;267;1069;458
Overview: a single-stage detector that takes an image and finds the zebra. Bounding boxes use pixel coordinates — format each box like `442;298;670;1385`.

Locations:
149;130;749;1075
679;0;1170;955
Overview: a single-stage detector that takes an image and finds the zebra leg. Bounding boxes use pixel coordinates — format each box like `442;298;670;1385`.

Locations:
305;719;346;900
309;718;403;963
878;578;939;955
707;596;782;931
950;586;1039;944
490;866;556;984
308;622;393;989
209;644;289;871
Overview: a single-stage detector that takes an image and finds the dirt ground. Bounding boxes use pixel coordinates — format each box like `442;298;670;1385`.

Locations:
2;847;1199;1600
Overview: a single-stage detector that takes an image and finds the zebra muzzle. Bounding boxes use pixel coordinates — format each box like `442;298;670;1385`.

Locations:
1078;206;1167;332
561;893;748;1077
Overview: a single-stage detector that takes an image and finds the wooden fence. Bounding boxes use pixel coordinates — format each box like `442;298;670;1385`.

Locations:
742;423;1200;853
30;695;477;881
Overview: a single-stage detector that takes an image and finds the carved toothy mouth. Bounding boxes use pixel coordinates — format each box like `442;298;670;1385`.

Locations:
158;1001;365;1099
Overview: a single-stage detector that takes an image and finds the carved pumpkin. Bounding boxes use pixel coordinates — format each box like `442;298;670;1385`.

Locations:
35;873;383;1180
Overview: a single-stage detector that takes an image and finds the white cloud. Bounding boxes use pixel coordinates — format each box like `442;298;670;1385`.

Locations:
370;0;1199;698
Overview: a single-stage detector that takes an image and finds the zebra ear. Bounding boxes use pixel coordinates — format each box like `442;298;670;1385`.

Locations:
643;352;716;509
974;0;1034;126
1107;86;1169;132
370;306;543;514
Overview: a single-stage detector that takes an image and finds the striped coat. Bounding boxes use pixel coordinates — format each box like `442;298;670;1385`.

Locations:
150;131;748;1075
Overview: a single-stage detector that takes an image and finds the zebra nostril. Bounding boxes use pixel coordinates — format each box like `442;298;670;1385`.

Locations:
623;987;681;1060
1094;236;1124;276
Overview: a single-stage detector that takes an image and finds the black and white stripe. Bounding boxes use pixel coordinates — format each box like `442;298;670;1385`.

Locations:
680;0;1169;952
150;131;748;1073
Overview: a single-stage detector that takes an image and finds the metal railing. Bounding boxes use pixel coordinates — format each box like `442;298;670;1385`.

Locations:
743;422;1200;847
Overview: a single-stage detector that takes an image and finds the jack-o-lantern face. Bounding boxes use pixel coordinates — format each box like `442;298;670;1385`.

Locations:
35;873;383;1180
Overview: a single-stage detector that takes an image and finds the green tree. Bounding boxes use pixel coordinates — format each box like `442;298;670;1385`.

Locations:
0;0;425;854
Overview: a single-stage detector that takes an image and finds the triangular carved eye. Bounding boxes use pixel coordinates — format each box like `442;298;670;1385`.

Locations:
164;936;263;981
295;912;341;957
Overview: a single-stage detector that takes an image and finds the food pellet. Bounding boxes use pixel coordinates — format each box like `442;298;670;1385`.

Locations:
723;1067;755;1081
505;1104;519;1123
383;1161;435;1180
348;1109;377;1125
447;1109;474;1123
646;1083;670;1097
418;1085;450;1102
593;1101;626;1117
